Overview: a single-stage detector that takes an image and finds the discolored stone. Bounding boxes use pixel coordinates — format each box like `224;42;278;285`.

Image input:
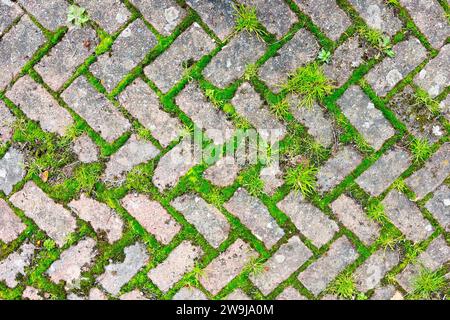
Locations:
120;290;148;300
425;184;450;232
260;164;284;196
10;181;76;246
172;287;208;300
277;192;339;248
225;289;251;300
276;287;307;300
0;147;26;195
203;156;240;187
0;241;35;288
0;199;25;243
145;23;215;93
0;0;23;36
22;286;43;300
72;134;99;164
121;193;181;245
370;285;403;300
0;101;15;143
171;194;230;248
18;0;68;30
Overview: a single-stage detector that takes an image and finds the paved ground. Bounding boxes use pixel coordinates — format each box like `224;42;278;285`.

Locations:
0;0;449;300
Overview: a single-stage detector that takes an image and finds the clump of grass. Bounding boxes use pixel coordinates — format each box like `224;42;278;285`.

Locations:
43;239;56;251
204;89;224;108
366;200;387;222
282;63;334;108
285;164;318;197
410;138;432;163
67;5;89;27
358;26;395;57
243;63;258;81
376;231;404;250
233;4;266;39
269;99;290;119
410;268;446;300
392;178;408;192
414;89;441;115
301;139;328;164
328;272;356;299
244;257;266;276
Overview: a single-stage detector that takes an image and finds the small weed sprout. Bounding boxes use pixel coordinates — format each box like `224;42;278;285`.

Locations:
392;178;407;193
328;272;356;299
358;26;395;57
245;257;266;276
269;99;290;119
411;268;446;300
366;201;386;222
67;5;89;27
243;63;258;81
233;4;267;40
43;239;56;251
376;232;404;250
414;89;441;115
318;49;332;64
410;138;432;163
285;164;318;197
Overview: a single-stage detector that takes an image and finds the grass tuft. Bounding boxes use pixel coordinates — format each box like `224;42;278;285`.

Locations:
366;201;387;222
327;272;356;300
410;268;446;300
410;138;432;163
285;164;318;197
233;4;267;39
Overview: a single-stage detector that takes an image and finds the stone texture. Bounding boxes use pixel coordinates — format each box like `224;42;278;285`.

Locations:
260;164;284;196
130;0;186;36
22;286;42;300
72;134;99;163
203;156;240;187
61;76;131;143
365;38;427;96
425;184;450;232
0;147;26;195
10;181;76;246
120;290;148;300
47;238;97;288
0;199;25;243
89;288;108;300
259;29;319;93
121;193;181;245
171;194;230;248
317;146;362;193
224;188;284;249
118;78;182;147
414;44;450;98
293;0;351;41
18;0;68;31
176;82;235;145
104;134;159;183
250;236;312;295
356;147;411;196
199;239;258;295
298;236;358;296
76;0;131;34
277;287;307;300
323;37;365;86
0;0;23;36
145;23;215;93
370;285;403;300
277;192;339;248
354;249;400;292
148;241;203;292
0;15;45;90
337;85;395;150
348;0;402;36
97;242;149;295
172;287;208;300
0;101;15;143
6;75;73;135
0;241;35;288
405;143;450;200
399;0;450;49
91;19;157;91
225;289;251;300
331;194;380;246
35;26;98;91
231;82;286;141
203;32;266;88
382;190;434;242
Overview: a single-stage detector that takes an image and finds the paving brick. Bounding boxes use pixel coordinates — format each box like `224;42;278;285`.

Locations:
382;190;434;243
259;29;319;93
186;0;235;40
414;44;450;98
203;32;266;88
22;286;43;300
130;0;186;36
118;78;182;147
0;241;35;288
10;181;76;246
225;289;251;300
405;143;450;199
91;19;157;91
370;285;403;300
354;249;400;292
199;239;258;295
47;238;97;288
175;82;235;145
331;194;380;246
145;23;215;93
104;135;159;183
0;0;23;36
72;134;99;164
0;147;26;195
224;188;284;249
203;156;240;187
35;26;98;91
348;0;402;36
18;0;68;31
365;38;427;96
260;164;284;196
76;0;131;34
120;289;148;300
441;95;450;121
277;192;339;248
356;147;411;196
0;199;25;244
317;146;362;193
298;236;359;296
0;101;15;143
0;15;45;90
276;287;307;300
61;76;131;143
425;184;450;232
293;0;351;41
148;241;202;292
89;288;108;300
231;82;286;142
121;193;181;245
172;287;208;300
250;236;312;295
399;0;450;49
171;194;230;248
323;37;365;87
6;75;73;135
97;242;149;295
337;85;395;150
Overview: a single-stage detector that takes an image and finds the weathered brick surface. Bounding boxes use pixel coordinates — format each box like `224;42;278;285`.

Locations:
0;242;35;288
0;199;25;243
0;101;15;143
18;0;68;31
0;1;23;36
425;184;450;232
0;147;26;195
